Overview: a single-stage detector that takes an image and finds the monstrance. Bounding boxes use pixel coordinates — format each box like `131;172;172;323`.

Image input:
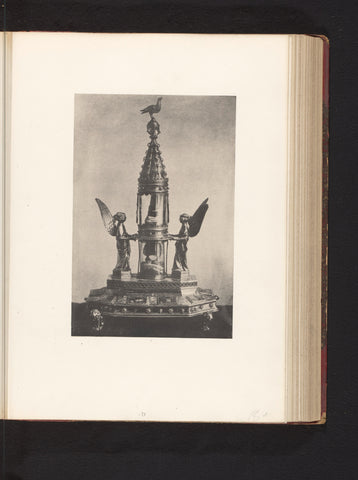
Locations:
86;98;218;331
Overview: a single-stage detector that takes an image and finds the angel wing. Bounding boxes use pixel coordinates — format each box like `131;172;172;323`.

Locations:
95;198;116;236
188;198;209;238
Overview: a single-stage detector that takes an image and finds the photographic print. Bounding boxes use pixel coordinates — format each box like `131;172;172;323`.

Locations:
72;94;235;338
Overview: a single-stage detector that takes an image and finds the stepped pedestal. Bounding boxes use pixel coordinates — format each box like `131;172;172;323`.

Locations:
86;272;218;331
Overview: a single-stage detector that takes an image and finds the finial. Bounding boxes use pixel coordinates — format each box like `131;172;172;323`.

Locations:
147;118;160;139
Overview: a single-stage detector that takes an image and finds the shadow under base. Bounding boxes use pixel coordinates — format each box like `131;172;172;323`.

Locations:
72;303;232;339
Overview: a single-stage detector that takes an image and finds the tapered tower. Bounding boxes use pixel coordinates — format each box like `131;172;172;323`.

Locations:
136;117;169;279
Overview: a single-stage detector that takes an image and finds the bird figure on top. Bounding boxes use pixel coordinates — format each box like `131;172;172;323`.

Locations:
140;97;163;119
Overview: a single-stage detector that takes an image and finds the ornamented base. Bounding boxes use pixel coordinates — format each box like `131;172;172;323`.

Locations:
85;273;218;330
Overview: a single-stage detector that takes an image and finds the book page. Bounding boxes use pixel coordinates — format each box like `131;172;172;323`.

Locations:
6;33;288;422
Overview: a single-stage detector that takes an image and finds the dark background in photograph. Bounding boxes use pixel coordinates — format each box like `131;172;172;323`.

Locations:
2;1;358;480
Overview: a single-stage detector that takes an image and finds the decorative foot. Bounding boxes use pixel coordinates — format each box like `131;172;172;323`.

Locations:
202;312;213;331
90;308;104;332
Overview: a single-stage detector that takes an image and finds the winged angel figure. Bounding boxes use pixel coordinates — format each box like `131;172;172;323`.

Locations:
169;198;209;272
95;198;137;271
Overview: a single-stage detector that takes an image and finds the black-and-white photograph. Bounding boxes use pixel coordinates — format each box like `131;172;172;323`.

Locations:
72;94;235;338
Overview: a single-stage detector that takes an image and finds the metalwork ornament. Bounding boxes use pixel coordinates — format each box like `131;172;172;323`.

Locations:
85;98;218;331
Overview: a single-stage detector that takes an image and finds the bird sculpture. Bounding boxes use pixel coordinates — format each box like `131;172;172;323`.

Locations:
140;97;163;118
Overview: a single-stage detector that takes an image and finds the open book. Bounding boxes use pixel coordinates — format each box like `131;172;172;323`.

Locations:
1;33;328;423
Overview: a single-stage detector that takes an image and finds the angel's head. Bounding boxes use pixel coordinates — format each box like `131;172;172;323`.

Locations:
179;213;190;224
114;212;126;223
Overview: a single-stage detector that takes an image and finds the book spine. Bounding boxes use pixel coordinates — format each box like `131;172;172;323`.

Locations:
321;36;329;423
